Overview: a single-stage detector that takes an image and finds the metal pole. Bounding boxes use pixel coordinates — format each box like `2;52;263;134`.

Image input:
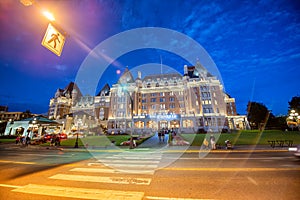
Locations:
74;132;79;148
129;96;134;149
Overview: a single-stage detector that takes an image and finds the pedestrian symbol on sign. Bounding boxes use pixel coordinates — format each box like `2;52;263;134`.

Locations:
41;23;65;56
47;33;60;49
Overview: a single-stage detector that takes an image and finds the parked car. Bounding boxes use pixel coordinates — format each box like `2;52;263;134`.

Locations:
58;133;68;140
43;134;52;141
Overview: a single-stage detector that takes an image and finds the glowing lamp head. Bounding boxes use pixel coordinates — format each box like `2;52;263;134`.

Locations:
42;11;55;21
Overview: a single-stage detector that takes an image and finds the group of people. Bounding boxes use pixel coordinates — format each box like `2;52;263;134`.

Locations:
157;128;177;143
203;135;232;150
15;135;30;146
50;134;61;146
203;134;216;149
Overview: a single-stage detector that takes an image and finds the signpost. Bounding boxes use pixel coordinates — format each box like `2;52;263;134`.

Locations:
41;23;66;56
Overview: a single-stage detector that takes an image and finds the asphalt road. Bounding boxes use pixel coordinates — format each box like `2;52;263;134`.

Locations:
0;147;299;200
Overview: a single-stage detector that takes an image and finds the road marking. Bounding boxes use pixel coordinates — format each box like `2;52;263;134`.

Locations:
19;153;74;158
0;160;36;165
161;167;300;172
178;157;294;160
165;149;289;153
0;184;22;189
146;196;213;200
88;162;157;169
104;163;158;169
98;159;160;164
12;184;144;200
105;156;162;160
50;174;152;185
247;176;258;186
71;167;155;175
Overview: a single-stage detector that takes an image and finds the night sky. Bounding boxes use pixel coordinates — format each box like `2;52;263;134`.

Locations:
0;0;299;116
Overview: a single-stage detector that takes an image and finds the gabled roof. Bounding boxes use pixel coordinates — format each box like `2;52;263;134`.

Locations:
96;83;110;96
63;82;83;98
117;68;135;84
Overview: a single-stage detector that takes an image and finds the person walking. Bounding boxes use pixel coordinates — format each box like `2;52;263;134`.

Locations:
210;134;216;150
161;130;165;142
158;131;162;142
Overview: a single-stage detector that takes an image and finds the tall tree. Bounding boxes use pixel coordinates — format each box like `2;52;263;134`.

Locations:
288;96;300;113
247;102;270;129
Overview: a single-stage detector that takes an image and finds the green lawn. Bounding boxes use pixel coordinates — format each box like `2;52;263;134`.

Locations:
51;135;131;147
0;138;16;143
181;130;300;146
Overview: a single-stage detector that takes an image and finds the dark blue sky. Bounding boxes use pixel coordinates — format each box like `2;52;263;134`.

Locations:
0;0;299;116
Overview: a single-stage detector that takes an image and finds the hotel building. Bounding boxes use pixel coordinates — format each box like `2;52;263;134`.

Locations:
48;63;248;134
107;62;248;134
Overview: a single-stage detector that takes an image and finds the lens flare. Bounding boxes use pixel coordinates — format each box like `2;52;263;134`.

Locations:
42;11;55;21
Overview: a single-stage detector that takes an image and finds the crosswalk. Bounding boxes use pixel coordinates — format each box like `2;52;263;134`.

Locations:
12;150;164;199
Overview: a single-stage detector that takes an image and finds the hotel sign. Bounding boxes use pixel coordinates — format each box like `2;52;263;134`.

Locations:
149;114;179;120
41;23;66;56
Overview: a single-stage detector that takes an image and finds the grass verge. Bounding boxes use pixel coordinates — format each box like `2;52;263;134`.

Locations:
181;130;300;146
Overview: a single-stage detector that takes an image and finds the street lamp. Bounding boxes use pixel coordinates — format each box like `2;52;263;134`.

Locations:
121;85;135;149
74;123;79;148
42;11;55;21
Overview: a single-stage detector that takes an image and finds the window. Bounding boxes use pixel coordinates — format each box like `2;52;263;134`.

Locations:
151;98;156;102
160;92;165;96
151;105;156;109
151;93;157;97
160;98;166;102
169;97;175;102
169;103;175;108
156;83;159;87
142;99;147;103
142;105;147;110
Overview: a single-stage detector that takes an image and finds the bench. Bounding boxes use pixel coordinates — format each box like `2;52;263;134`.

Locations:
268;140;293;148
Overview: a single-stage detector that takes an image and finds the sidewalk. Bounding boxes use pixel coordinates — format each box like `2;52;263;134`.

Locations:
0;141;292;152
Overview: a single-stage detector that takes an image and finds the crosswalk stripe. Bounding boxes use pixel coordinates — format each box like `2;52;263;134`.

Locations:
146;196;213;200
98;159;160;164
12;184;144;200
104;163;158;169
50;174;152;185
70;167;155;175
104;155;162;160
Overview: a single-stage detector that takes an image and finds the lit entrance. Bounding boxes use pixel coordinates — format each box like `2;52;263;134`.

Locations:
159;120;168;129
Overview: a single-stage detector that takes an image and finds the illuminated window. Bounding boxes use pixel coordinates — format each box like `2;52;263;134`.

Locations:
151;98;156;102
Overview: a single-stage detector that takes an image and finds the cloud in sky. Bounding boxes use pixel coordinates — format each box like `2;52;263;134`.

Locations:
0;0;299;115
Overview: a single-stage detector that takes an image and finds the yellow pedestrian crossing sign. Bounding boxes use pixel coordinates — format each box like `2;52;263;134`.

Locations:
41;23;66;56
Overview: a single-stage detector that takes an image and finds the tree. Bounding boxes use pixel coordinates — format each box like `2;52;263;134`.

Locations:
287;96;300;131
247;102;270;130
288;96;300;114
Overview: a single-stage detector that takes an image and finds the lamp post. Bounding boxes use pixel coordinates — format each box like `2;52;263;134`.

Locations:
121;85;135;149
74;124;79;148
288;110;300;131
